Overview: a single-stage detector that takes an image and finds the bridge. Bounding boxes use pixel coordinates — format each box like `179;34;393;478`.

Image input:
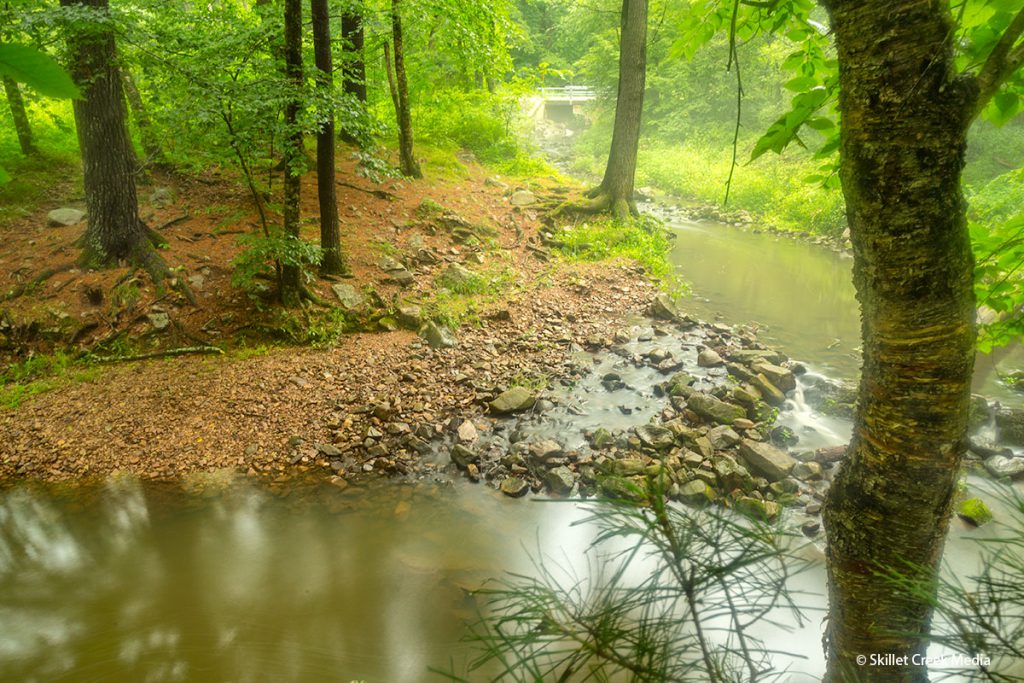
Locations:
528;86;597;124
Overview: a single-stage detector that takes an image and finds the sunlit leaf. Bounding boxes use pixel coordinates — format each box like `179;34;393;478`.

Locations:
0;44;79;99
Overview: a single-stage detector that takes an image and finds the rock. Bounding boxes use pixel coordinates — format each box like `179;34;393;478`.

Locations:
378;255;404;272
388;268;415;286
47;208;86;227
544;466;575;495
738;439;797;482
957;498;994;526
714;456;755;493
420;321;457;349
751;362;797;393
792;461;823;480
814;445;847;464
485;176;510;191
687;393;746;425
457;420;478;443
733;418;756;430
149;187;173;207
529;440;563;464
770;426;799;448
750;373;786;405
490;387;536;414
728;348;787;365
697;349;724;367
510;189;536;206
648;293;683;321
983;454;1024;479
501;477;529;498
589;428;614;449
146;312;170;331
332;283;365;311
707;425;741;449
396;305;423;329
733;496;780;521
315;443;343;458
635;424;675;451
441;263;479;289
450;444;479;469
995;408;1024;446
801;520;821;537
677;480;716;506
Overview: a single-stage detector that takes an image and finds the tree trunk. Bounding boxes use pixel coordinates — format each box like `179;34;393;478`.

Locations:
311;0;347;276
594;0;647;219
820;2;978;681
61;0;162;274
3;76;36;156
122;70;162;165
390;0;421;178
281;0;304;306
341;11;366;103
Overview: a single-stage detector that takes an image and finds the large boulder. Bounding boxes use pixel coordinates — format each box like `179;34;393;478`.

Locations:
751;362;797;393
510;190;537;206
738;439;797;482
687;393;746;425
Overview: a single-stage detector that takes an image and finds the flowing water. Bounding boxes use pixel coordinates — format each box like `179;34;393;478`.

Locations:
2;206;1022;681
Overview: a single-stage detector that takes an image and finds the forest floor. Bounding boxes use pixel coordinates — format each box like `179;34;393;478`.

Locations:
0;148;660;483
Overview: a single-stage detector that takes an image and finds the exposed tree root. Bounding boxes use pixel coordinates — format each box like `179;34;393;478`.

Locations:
2;263;76;302
93;346;224;364
548;191;638;222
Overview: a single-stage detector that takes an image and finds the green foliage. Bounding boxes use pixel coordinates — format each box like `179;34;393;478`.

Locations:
230;230;324;297
971;212;1024;352
438;482;809;682
553;214;686;293
0;43;78;98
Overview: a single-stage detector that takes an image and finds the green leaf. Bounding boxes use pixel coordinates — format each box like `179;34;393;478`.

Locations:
0;44;79;99
804;116;835;130
0;166;9;186
784;75;817;92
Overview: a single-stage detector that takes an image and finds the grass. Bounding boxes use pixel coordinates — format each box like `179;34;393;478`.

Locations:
553;215;686;295
0;352;103;410
427;261;520;328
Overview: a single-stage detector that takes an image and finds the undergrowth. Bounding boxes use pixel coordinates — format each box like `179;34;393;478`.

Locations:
0;352;102;410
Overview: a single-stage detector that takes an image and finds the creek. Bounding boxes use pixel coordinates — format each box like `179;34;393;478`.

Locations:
2;208;1022;681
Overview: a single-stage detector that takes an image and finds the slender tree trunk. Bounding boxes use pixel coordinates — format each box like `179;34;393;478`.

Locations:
281;0;303;306
60;0;163;275
594;0;647;219
3;76;36;156
820;2;978;681
121;70;162;165
311;0;347;276
390;0;421;178
341;11;366;102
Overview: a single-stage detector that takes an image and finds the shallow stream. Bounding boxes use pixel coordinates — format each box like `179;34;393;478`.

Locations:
2;209;1022;682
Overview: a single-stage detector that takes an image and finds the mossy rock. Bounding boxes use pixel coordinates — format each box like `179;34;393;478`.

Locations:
957;497;993;527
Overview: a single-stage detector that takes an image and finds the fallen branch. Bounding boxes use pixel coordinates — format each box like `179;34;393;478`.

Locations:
93;346;224;364
336;180;398;201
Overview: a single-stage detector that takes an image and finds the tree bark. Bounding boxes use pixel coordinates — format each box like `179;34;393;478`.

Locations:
595;0;647;219
121;70;162;165
390;0;421;178
281;0;304;305
60;0;163;275
3;75;36;156
820;2;979;681
341;11;367;103
311;0;347;276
